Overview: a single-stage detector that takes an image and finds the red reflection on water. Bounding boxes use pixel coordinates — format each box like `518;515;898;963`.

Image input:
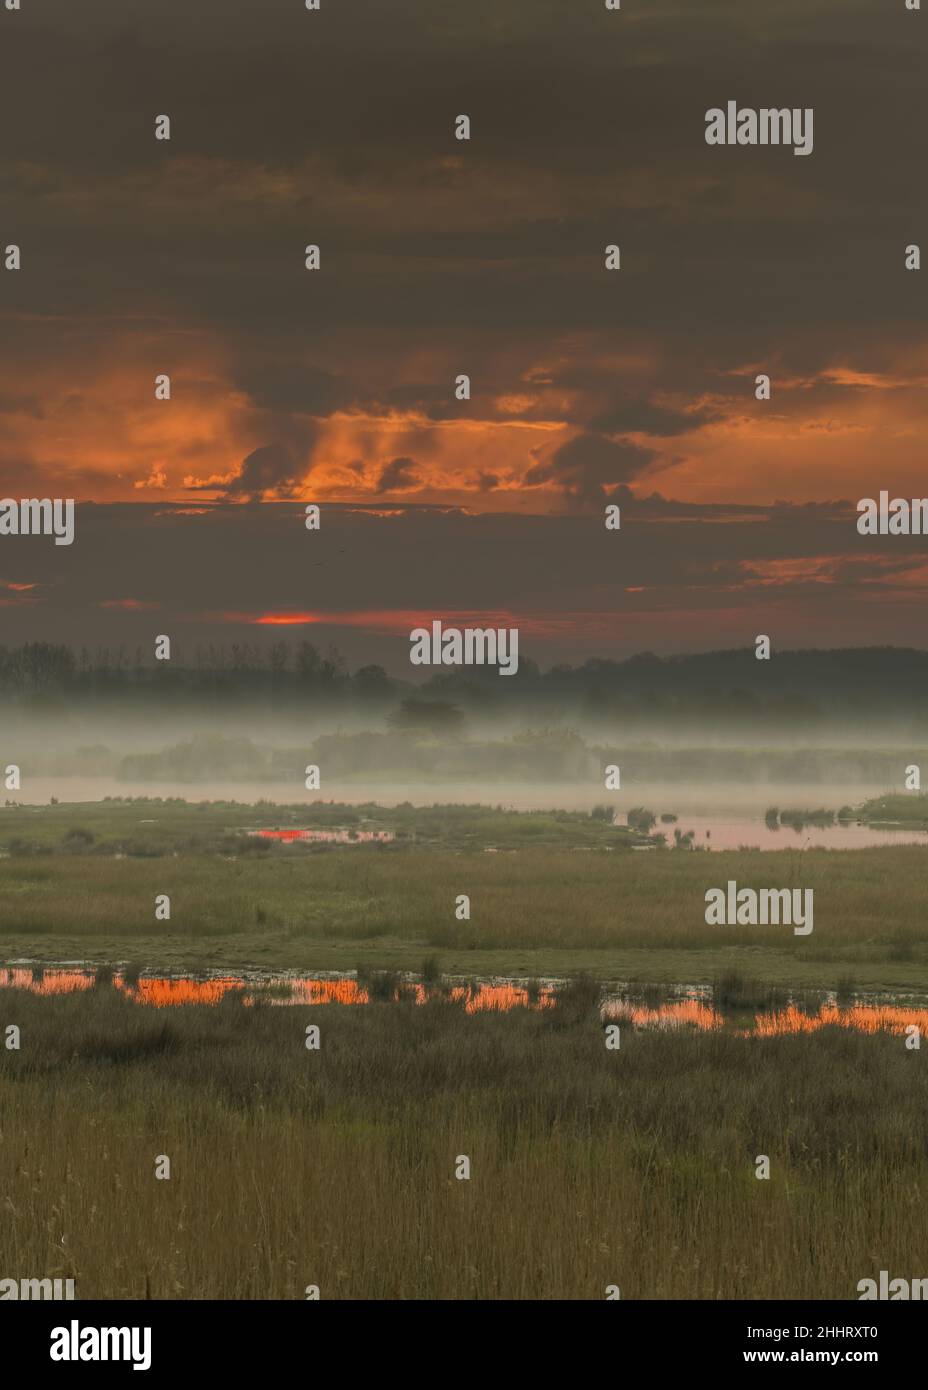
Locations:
0;968;923;1035
287;979;555;1012
604;998;723;1031
0;967;94;996
251;829;394;844
119;976;245;1007
0;968;555;1014
605;995;928;1037
752;1002;928;1037
455;983;555;1014
287;977;369;1006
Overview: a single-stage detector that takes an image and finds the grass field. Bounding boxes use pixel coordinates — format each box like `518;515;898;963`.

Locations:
0;983;924;1299
0;800;925;989
0;797;647;852
2;798;925;1302
859;793;928;826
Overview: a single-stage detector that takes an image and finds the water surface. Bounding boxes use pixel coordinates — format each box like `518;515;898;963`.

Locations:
2;964;925;1038
628;812;928;851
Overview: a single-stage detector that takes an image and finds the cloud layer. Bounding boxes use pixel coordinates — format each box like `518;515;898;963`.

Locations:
1;1;925;653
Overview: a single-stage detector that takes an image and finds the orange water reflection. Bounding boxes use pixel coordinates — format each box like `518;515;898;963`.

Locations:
604;998;724;1031
250;829;394;844
1;967;925;1035
604;995;928;1037
0;967;555;1014
0;966;95;996
751;1002;928;1037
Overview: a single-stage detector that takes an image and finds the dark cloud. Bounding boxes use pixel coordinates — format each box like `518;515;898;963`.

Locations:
587;399;725;438
232;363;352;417
1;0;927;648
524;434;655;507
3;0;923;351
2;500;927;670
376;457;421;493
0;393;45;419
221;444;305;501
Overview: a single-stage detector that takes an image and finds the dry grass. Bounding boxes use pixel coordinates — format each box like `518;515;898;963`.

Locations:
0;845;924;960
0;985;925;1299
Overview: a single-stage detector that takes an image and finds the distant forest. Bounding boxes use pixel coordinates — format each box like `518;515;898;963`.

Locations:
2;641;928;728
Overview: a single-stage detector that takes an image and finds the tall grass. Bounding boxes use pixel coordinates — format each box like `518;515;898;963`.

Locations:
0;986;925;1299
713;971;790;1012
0;845;925;964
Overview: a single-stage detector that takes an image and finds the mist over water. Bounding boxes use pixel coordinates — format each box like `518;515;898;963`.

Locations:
7;777;926;851
3;775;912;813
5;665;927;850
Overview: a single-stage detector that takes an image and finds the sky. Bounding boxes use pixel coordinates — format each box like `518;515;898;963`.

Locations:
1;0;926;666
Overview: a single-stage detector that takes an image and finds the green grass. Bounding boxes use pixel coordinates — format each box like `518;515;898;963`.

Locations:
0;985;924;1299
1;802;926;989
859;792;928;826
0;801;927;988
0;797;646;854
